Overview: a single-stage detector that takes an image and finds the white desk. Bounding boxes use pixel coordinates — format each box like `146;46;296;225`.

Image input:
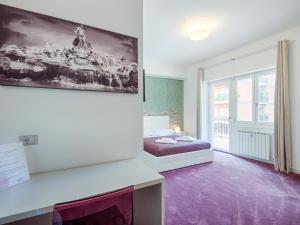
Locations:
0;158;164;225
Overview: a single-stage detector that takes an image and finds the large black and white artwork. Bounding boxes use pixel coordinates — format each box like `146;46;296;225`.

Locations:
0;4;138;93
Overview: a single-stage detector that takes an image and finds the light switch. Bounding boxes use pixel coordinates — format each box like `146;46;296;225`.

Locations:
19;135;38;146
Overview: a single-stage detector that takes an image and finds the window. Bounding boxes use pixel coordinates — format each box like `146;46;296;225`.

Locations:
208;69;275;154
234;70;275;125
211;83;230;151
213;84;229;103
257;74;275;123
237;78;253;122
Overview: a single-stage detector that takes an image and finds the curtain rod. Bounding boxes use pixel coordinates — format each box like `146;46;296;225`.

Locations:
204;44;277;70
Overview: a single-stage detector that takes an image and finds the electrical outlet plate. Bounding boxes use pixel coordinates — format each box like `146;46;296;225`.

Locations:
19;135;38;146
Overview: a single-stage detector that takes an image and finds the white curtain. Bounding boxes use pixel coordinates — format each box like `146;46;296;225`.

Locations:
274;40;292;173
196;69;204;139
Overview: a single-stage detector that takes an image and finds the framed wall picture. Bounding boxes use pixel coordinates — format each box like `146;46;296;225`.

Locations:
0;4;138;93
143;69;146;102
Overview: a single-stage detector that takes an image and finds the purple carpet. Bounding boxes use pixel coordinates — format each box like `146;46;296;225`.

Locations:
161;151;300;225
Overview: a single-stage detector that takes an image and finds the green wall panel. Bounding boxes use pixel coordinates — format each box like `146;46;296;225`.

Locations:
144;75;184;129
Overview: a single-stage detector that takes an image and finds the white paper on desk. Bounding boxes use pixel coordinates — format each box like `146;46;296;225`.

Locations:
0;142;30;191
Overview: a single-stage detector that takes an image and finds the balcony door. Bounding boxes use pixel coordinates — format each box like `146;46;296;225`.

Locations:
210;81;231;152
208;69;275;161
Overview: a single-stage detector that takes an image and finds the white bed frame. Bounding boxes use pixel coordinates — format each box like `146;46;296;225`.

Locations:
143;116;214;172
144;149;214;172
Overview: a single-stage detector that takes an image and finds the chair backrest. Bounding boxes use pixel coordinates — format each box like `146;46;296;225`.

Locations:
52;186;133;225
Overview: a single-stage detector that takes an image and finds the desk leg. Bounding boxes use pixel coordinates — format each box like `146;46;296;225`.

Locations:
133;183;164;225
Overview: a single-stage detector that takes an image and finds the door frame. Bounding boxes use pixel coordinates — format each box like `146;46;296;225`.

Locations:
208;78;233;152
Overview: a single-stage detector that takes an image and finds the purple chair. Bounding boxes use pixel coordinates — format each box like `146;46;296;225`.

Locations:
52;187;133;225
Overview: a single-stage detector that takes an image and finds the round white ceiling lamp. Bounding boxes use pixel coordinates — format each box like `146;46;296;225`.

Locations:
183;18;215;41
188;29;209;41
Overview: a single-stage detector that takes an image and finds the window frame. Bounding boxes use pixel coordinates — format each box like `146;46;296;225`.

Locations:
255;70;276;127
234;74;255;125
234;69;275;127
208;79;232;151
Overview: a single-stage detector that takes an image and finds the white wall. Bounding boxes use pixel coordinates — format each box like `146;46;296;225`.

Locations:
144;60;186;79
183;66;198;137
185;25;300;173
0;0;143;174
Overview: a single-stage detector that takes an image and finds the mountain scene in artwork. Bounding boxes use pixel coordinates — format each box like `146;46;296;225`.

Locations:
0;4;138;93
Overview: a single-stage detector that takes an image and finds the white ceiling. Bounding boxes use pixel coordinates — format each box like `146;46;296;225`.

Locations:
143;0;300;65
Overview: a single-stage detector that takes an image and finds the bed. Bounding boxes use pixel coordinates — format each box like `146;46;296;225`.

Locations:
143;116;214;172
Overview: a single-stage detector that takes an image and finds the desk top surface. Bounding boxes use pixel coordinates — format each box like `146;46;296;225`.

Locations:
0;158;163;224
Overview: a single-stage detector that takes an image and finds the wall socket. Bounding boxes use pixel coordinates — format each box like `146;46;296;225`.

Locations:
19;135;38;146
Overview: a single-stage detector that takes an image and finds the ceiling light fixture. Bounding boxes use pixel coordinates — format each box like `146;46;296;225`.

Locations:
183;18;216;41
188;29;209;41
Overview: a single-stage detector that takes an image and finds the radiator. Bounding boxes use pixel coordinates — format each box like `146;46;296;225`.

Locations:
236;130;273;161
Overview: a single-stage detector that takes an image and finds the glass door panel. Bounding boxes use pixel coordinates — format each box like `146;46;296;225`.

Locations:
257;74;275;123
211;82;230;151
237;78;253;122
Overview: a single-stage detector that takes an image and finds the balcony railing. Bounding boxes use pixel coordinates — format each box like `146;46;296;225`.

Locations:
213;118;229;138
